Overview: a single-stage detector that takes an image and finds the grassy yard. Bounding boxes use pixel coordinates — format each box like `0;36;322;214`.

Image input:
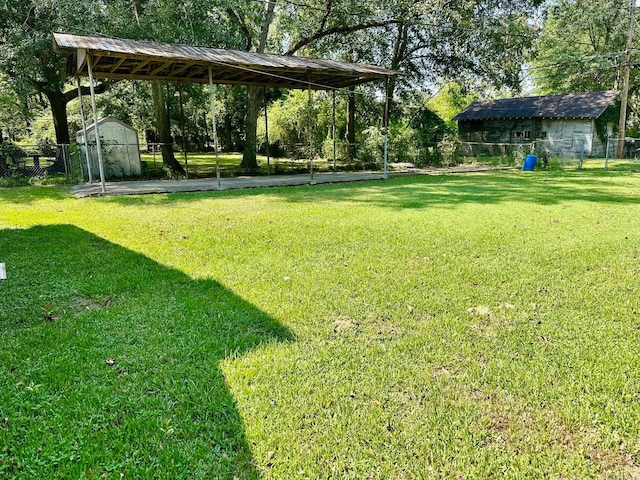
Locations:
1;170;639;479
140;152;350;178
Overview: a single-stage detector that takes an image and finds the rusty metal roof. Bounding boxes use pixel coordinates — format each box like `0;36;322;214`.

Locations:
53;32;396;90
454;90;619;121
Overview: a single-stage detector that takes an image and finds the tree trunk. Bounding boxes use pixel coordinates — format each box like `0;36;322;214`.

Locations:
42;89;71;173
151;81;185;175
240;0;275;170
45;89;71;144
241;85;261;170
384;76;396;128
346;86;356;162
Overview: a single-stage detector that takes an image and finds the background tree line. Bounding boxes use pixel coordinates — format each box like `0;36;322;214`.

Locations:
5;0;636;173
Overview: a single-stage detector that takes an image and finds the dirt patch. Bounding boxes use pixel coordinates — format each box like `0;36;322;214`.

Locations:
588;449;640;479
467;305;512;338
332;314;357;334
471;388;638;478
72;295;112;315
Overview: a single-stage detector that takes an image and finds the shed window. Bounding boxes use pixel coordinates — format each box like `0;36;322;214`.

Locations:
524;131;531;139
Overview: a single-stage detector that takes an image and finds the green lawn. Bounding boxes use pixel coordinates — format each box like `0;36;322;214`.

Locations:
1;171;639;479
140;152;346;178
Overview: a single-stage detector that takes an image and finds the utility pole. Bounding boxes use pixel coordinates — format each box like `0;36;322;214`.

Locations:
618;0;636;158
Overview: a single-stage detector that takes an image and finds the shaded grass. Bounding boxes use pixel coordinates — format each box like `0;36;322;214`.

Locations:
1;170;640;478
0;225;291;478
140;152;340;178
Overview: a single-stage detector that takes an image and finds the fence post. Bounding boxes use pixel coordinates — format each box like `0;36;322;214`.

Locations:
605;136;610;170
78;149;84;179
579;139;584;169
61;144;70;183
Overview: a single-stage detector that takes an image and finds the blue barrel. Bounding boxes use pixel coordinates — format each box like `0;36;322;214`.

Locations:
522;154;537;171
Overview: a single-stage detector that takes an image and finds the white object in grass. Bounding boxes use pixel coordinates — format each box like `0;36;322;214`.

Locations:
0;263;6;280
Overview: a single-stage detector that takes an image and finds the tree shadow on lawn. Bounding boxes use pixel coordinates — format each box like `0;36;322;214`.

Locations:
0;224;293;479
101;170;640;210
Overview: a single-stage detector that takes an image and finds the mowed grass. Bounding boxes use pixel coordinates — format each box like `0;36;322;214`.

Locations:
140;152;338;178
1;170;639;479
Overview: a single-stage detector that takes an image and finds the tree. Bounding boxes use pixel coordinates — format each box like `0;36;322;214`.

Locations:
104;0;246;174
428;83;479;131
280;0;544;159
224;0;401;169
361;0;546;121
531;1;631;95
0;75;32;141
0;0;112;147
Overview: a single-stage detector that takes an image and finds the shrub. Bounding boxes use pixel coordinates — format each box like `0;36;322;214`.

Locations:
439;135;460;166
0;173;30;187
0;143;26;164
357;126;384;169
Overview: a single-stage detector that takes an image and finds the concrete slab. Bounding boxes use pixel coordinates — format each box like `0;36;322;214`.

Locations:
71;166;515;198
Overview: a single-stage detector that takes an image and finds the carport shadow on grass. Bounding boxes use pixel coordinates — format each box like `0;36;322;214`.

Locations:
0;225;293;478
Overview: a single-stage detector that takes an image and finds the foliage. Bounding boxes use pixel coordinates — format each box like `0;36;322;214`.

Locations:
439;134;460;166
0;0;548;163
595;102;621;143
357;125;384;168
512;144;527;166
0;142;26;163
531;1;631;94
428;83;479;131
0;0;112;143
0;75;31;140
0;172;29;187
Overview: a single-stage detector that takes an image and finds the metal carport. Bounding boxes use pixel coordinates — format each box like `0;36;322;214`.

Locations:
53;32;397;193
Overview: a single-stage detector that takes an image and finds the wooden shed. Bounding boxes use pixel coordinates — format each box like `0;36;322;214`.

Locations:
454;91;620;157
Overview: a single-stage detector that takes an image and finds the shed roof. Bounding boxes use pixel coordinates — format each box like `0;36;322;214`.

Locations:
453;90;619;121
53;32;397;90
75;116;138;138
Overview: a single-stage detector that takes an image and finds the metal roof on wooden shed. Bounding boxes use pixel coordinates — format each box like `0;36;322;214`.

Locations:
53;32;397;90
453;90;619;121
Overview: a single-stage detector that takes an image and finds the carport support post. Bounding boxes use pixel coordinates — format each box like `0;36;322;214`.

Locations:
178;84;189;179
308;82;314;181
87;55;106;193
605;136;610;170
76;77;93;183
208;68;221;188
383;79;389;179
264;86;270;175
332;90;336;172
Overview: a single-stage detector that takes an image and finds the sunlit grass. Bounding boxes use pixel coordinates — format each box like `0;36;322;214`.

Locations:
1;170;639;478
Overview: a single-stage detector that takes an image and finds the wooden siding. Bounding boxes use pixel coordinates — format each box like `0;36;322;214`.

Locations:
459;116;612;157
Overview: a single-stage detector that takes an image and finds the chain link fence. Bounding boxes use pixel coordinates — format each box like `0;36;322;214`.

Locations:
0;143;83;185
2;135;632;187
603;137;640;170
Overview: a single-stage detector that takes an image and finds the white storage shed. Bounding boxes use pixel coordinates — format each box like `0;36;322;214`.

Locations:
76;116;142;179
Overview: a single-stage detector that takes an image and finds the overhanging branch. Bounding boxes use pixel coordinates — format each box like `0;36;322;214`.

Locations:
64;81;114;103
286;19;400;55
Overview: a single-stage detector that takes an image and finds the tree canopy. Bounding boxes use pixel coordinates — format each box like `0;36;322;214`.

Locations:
4;0;607;168
531;0;632;95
